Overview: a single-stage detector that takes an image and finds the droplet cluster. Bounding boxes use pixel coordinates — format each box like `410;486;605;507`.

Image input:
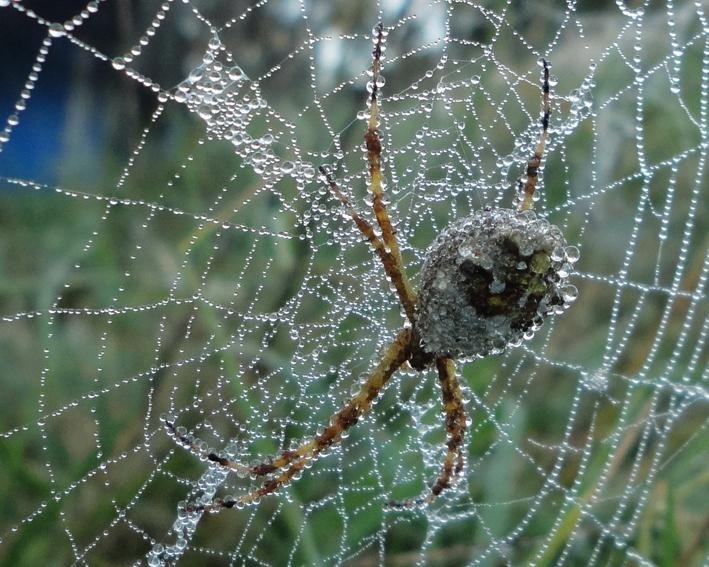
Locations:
171;33;311;182
415;208;578;359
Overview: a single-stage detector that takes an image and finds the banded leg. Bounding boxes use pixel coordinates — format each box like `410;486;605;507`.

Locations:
170;328;413;511
320;165;416;322
320;23;417;322
183;456;311;512
519;58;551;211
365;24;403;265
389;357;467;507
364;24;416;317
427;357;467;502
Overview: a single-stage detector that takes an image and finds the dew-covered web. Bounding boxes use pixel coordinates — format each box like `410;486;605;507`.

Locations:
1;0;708;565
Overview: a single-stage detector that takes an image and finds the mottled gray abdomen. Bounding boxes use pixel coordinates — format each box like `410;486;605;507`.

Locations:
415;208;579;360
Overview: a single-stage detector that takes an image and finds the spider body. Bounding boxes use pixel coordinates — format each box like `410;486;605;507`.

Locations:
165;25;577;512
414;207;575;362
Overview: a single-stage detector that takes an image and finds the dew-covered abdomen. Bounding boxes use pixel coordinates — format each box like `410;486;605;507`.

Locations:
415;208;579;360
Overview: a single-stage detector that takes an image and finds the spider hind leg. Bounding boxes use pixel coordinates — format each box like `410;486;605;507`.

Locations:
389;357;467;508
176;328;413;512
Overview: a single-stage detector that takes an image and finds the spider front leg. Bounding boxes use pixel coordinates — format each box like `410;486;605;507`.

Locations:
320;23;417;323
168;328;413;512
365;24;403;266
519;58;551;211
364;24;417;318
320;165;416;322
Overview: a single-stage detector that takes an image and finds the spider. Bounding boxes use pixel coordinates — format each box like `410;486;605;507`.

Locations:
163;23;578;512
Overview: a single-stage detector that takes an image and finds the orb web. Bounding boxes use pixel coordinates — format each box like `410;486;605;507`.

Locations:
0;1;707;565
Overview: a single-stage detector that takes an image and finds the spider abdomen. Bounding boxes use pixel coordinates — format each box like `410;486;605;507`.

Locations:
415;208;578;360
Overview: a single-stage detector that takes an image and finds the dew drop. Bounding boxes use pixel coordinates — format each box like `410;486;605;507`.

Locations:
565;245;580;263
48;23;66;37
561;284;579;303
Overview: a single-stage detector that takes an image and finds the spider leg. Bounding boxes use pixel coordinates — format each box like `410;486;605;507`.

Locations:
389;357;467;507
365;24;401;261
182;456;311;512
320;165;416;322
428;357;467;501
519;58;551;211
163;419;251;475
172;328;413;512
363;23;417;319
318;24;417;321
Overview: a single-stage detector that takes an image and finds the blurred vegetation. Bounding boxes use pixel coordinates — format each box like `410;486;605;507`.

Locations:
1;1;707;566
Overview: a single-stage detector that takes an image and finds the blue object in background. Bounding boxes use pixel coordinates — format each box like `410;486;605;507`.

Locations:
0;0;105;190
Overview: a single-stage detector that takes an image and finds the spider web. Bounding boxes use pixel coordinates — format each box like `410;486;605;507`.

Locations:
1;0;708;565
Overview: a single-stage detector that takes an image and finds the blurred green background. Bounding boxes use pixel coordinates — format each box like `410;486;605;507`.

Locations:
1;1;707;565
